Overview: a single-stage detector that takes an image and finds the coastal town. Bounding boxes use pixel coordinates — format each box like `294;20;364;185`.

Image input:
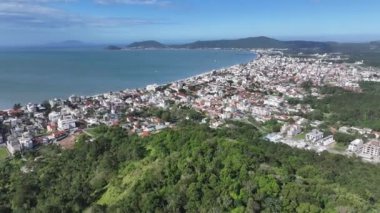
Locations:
1;49;380;163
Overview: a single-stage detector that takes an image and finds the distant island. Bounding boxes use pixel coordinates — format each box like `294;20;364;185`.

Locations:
127;40;167;49
106;45;123;50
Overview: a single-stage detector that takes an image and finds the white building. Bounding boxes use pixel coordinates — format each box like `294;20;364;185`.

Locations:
26;103;37;113
19;132;33;149
320;135;335;146
6;136;21;156
281;123;302;137
146;84;159;92
347;139;363;153
48;111;61;123
310;120;323;128
264;96;283;107
69;95;81;103
252;106;271;116
306;129;324;143
265;133;283;143
49;98;62;107
360;140;380;159
338;126;351;134
57;115;76;131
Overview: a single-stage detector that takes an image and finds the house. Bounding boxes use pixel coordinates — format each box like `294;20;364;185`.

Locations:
310;120;323;128
265;133;283;143
252;106;271;116
351;127;372;135
295;118;308;126
360;140;380;158
47;123;57;132
338;126;351;134
281;123;302;137
6;136;21;156
264;96;283;107
347;139;363;153
320;135;335;146
306;129;324;143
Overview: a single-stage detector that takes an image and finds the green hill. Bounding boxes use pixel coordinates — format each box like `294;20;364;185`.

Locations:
1;120;380;212
174;36;287;49
117;37;380;52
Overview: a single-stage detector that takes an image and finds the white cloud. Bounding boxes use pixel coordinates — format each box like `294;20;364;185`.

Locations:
0;2;61;15
0;1;165;29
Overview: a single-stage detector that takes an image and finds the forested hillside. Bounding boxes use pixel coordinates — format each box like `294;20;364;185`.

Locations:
309;82;380;131
1;121;380;212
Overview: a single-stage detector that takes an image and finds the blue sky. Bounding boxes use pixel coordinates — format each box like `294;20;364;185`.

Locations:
0;0;379;45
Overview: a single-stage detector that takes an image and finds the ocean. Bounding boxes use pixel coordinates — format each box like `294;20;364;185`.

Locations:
0;48;255;109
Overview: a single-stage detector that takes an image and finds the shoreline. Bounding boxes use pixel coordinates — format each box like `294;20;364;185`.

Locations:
0;50;257;111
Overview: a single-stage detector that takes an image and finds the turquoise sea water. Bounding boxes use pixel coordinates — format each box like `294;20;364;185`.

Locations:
0;48;255;109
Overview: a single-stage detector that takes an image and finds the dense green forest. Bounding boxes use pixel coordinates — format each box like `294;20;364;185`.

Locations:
348;52;380;68
307;81;380;131
1;120;380;212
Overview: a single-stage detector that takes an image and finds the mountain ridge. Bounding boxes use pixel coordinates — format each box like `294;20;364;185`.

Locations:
109;36;380;53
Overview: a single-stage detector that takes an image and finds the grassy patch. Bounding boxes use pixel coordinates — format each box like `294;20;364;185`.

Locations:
294;133;306;140
333;143;347;152
85;128;99;137
97;159;163;205
0;147;9;161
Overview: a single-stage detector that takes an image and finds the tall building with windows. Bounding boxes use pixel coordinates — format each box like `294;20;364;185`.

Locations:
360;140;380;158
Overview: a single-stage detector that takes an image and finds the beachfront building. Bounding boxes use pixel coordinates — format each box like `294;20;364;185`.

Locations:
26;103;37;113
146;84;159;92
69;95;81;103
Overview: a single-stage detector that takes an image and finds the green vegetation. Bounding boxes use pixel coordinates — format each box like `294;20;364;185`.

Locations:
262;119;282;133
348;52;380;68
334;132;356;146
309;82;380;131
131;105;205;124
0;147;8;161
294;133;306;140
0;120;380;212
12;103;22;110
287;97;303;105
333;143;348;152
